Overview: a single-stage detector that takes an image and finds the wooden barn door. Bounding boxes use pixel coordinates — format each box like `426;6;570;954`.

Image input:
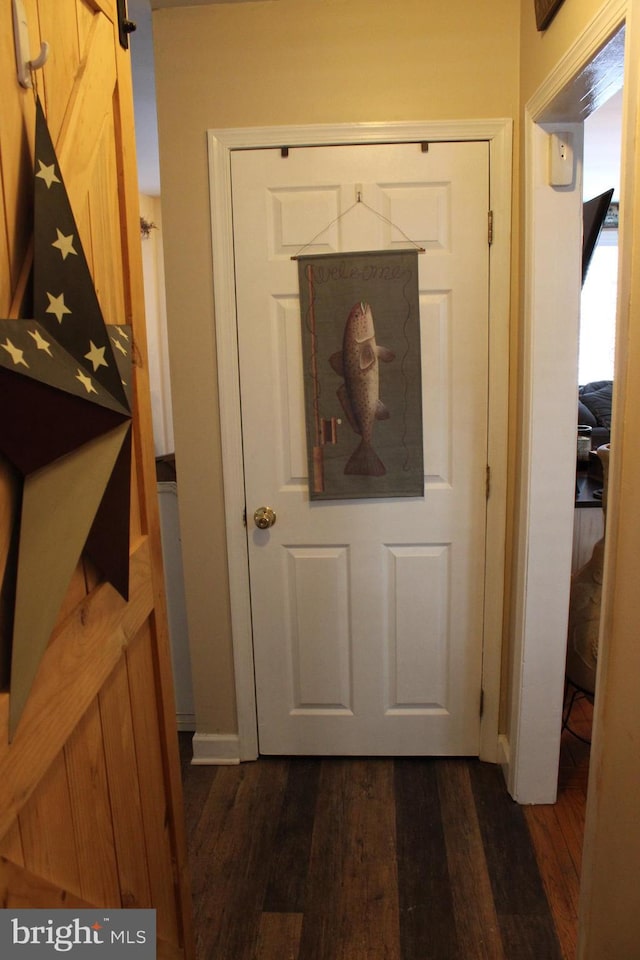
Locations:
0;3;193;957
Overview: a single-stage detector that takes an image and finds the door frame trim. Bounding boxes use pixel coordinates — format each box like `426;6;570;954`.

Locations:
207;120;512;761
508;1;628;803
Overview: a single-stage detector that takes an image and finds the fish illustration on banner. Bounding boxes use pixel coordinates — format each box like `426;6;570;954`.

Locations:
298;250;423;500
329;301;395;477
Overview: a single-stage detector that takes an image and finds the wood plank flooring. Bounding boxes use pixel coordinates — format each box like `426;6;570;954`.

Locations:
524;692;592;960
179;700;591;960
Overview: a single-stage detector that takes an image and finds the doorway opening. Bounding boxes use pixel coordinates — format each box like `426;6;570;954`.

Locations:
509;12;625;805
566;87;623;745
207;119;512;764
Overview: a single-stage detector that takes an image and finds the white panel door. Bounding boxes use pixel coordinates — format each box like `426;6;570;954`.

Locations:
231;141;489;755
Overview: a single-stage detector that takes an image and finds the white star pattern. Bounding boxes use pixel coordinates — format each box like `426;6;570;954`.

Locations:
112;337;127;356
28;329;53;355
1;338;29;368
84;340;108;372
51;228;77;260
75;369;97;395
1;97;136;740
46;291;72;324
35;159;61;189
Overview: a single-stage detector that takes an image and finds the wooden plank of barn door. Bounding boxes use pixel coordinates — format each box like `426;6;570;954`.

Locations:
99;654;152;908
64;699;122;904
0;537;153;844
112;32;194;950
54;564;93;631
0;822;24;865
127;620;181;947
36;0;82;143
19;748;82;898
0;857;93;910
130;453;143;543
58;10;116;229
0;7;115;318
0;3;35;298
0;134;12;314
89;112;127;327
113;41;194;953
1;1;192;949
87;0;118;20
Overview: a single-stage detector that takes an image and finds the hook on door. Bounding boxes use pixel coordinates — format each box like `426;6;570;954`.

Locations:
13;0;49;89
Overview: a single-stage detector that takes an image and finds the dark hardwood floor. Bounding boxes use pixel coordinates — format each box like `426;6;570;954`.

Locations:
524;692;593;960
179;699;591;960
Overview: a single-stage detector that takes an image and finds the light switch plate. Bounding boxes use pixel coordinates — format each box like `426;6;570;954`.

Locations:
549;131;574;187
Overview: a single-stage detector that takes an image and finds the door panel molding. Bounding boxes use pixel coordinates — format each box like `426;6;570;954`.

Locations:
207;120;512;763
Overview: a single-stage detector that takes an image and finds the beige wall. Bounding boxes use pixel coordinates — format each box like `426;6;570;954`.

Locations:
153;0;521;736
520;0;609;100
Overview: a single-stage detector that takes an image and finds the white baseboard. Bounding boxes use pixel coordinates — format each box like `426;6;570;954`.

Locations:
176;714;196;732
191;732;241;765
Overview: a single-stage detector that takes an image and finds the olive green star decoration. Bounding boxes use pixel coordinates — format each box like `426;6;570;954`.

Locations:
0;98;133;738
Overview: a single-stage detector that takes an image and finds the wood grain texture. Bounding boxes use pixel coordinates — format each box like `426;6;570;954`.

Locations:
180;745;586;960
0;821;23;865
524;697;592;960
0;537;153;844
189;760;288;960
113;33;193;946
0;856;92;910
0;2;192;952
524;806;579;960
89;111;126;327
19;748;82;899
0;4;35;297
395;759;458;960
98;656;152;908
57;10;117;215
37;1;81;142
300;759;400;960
437;759;505;959
263;759;319;913
469;762;562;959
63;700;121;905
127;622;182;946
256;913;303;960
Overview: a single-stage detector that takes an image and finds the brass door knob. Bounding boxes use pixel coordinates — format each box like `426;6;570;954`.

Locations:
254;506;276;529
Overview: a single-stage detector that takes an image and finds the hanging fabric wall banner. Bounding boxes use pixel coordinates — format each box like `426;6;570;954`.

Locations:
298;249;423;500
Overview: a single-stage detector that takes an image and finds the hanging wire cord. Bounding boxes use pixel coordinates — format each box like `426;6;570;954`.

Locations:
291;192;425;260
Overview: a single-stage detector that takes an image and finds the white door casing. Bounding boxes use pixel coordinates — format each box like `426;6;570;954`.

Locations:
207;121;511;764
510;5;627;803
